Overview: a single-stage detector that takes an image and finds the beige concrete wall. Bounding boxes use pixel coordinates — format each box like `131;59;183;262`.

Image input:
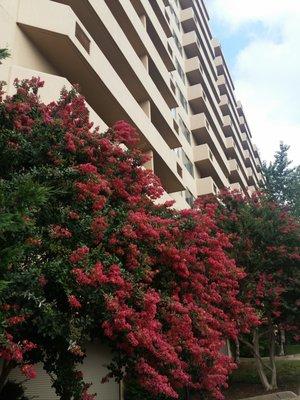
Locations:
9;343;120;400
2;65;108;132
197;176;219;195
0;0;263;200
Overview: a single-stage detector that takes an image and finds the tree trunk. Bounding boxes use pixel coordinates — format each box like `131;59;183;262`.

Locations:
279;329;285;356
253;329;273;391
235;338;240;364
269;326;278;389
183;386;190;400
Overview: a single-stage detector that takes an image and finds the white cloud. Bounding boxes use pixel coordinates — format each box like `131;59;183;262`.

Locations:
207;0;300;164
209;0;300;29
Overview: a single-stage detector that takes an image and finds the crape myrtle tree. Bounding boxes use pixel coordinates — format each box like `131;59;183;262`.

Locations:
197;191;300;391
0;77;259;399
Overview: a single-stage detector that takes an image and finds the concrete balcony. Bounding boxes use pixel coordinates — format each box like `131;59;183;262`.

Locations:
237;100;244;117
182;31;200;59
179;0;193;9
226;137;236;150
239;115;247;133
214;55;235;91
220;94;244;138
257;172;264;184
225;136;237;158
223;114;248;162
194;144;229;188
255;157;262;171
241;131;248;144
190;113;210;137
231;182;243;193
244;149;252;168
190;112;230;176
229;158;240;176
223;115;235;136
197;177;219;196
180;5;213;69
244;149;250;161
247;167;256;186
185;56;220;108
185;56;204;85
148;0;172;38
104;0;175;72
217;74;238;114
229;159;248;190
179;0;209;20
217;73;227;92
188;83;208;114
225;137;250;186
17;0;183;193
215;56;226;76
180;7;197;32
6;65;108;132
212;38;221;55
248;185;256;196
220;94;230;115
54;0;177;111
183;31;218;92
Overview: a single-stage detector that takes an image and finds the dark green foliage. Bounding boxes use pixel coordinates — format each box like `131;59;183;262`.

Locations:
263;142;300;218
0;380;29;400
124;379;188;400
0;49;9;62
230;360;300;386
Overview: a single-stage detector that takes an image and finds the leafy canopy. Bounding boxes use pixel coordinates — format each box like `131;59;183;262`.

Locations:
263;143;300;218
0;78;258;400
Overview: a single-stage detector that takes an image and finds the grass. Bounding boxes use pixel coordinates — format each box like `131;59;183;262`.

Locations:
285;344;300;355
225;359;300;399
230;359;300;385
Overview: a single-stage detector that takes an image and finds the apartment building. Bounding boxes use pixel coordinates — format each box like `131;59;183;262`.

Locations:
0;1;264;398
0;0;264;214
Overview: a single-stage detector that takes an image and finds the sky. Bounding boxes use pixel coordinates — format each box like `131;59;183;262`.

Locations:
205;0;300;165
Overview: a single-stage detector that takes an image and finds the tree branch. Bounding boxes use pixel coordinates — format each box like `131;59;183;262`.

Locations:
239;337;273;373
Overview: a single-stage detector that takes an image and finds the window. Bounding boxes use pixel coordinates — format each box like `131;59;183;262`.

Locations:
185;189;195;207
170;74;176;94
165;10;170;24
182;150;194;177
171;107;177;119
177;163;183;177
175;58;185;83
173;148;181;158
176;84;188;113
172;30;183;56
179;116;191;145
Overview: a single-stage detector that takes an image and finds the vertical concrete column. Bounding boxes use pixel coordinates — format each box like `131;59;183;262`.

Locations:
139;99;151;118
140;54;149;72
139;14;147;28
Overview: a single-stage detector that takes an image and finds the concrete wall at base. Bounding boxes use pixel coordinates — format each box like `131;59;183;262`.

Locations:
9;342;120;400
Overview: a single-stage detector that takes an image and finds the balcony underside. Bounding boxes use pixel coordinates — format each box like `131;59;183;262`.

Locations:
17;3;183;193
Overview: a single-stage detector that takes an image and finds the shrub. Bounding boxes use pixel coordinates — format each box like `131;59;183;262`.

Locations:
0;78;258;399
